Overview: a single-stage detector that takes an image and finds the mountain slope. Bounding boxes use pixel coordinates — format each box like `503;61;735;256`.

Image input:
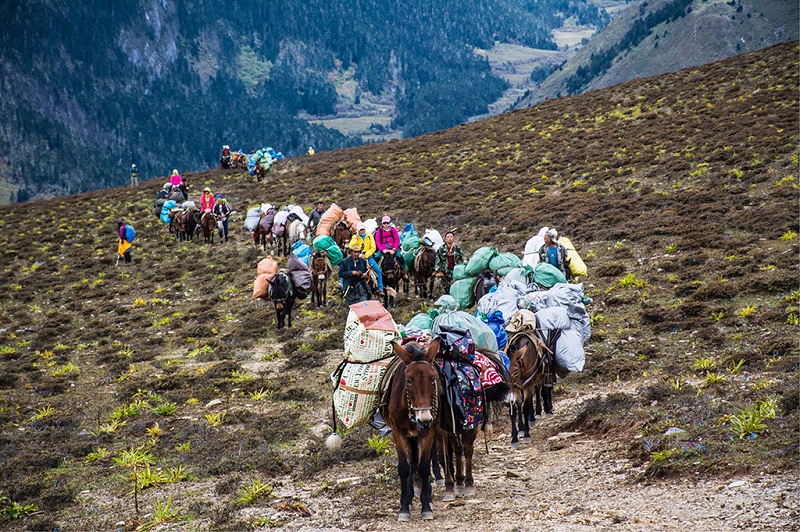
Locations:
0;0;607;203
0;42;796;530
516;0;798;106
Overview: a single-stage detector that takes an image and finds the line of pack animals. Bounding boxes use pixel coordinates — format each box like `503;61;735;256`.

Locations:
326;278;590;521
220;146;285;181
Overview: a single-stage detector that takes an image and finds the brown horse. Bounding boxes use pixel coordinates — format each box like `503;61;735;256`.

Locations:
413;246;437;299
173;208;197;242
506;332;552;448
332;221;352;253
254;161;267;182
310;251;330;308
473;269;498;304
271;222;288;257
268;272;295;329
199;211;216;244
385;340;440;522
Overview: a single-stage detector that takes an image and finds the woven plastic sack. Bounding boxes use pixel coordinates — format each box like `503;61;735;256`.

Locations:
402;234;420;252
535;307;571;330
464;246;498;277
489;252;521;272
423;229;444;252
522;227;548;267
432;310;498;355
288;255;313;292
312;235;344;265
402;248;418;270
555;328;585;372
252;273;271;300
533;262;567;288
363;218;378;235
483;310;508;350
434;294;459;311
332;358;393;429
291;241;312;266
343;307;399;363
504;265;534;286
343;208;362;232
450;277;478;310
257;256;279;279
406;313;433;331
452;264;467;281
319;203;344;228
559;236;588;277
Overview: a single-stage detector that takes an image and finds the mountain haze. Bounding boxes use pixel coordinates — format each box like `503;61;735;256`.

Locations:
0;0;608;203
0;42;796;529
516;0;798;107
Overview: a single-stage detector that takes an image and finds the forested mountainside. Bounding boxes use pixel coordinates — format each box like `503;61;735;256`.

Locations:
0;0;608;203
516;0;798;107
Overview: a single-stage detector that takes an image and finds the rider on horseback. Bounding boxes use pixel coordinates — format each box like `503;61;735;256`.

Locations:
375;215;405;270
349;223;383;296
435;231;465;287
200;187;215;213
220;145;231;168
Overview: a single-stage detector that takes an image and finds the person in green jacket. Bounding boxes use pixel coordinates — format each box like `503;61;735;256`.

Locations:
435;231;465;287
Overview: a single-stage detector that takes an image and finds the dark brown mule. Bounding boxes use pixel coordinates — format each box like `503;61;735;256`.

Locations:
380;252;403;308
310;251;330;308
507;332;551;448
385;340;440;522
268;272;295;329
332;221;352;254
174;209;197;242
413;246;436;299
253;212;271;250
254;161;266;182
473;269;498;304
199;211;216;244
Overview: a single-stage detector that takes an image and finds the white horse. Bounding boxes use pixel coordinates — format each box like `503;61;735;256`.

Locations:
288;219;307;245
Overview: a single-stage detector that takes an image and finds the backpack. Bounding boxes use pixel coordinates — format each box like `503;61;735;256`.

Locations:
125;224;136;242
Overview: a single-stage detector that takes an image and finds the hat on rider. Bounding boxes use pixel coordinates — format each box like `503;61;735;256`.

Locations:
357;222;366;232
215;193;223;199
381;216;391;224
172;169;179;176
163;182;171;190
350;243;362;252
203;187;211;193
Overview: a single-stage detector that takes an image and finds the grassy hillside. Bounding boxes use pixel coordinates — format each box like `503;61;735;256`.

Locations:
0;42;797;530
517;0;798;106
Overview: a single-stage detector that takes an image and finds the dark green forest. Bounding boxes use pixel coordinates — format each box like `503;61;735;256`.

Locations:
0;0;608;200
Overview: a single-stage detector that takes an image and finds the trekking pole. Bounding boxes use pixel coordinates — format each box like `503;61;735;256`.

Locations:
337;285;351;310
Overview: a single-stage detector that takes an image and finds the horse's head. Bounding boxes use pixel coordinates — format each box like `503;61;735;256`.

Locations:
392;339;440;431
311;251;328;275
381;252;398;279
269;272;293;310
508;335;543;393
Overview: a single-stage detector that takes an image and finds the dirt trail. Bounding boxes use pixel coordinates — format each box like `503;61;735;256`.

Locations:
252;379;799;531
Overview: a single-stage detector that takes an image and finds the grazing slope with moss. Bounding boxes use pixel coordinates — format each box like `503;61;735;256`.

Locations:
0;42;796;530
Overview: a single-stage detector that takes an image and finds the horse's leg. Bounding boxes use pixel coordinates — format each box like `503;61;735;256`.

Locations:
394;436;413;522
462;429;477;497
439;431;456;501
418;433;435;520
431;437;444;486
453;434;465;496
523;392;533;443
276;307;284;329
535;385;543;417
510;401;521;449
544;385;553;416
428;275;435;299
286;298;294;328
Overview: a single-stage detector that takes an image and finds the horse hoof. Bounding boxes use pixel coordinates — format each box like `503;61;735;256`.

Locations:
398;513;411;522
463;487;476;497
523;436;532;444
442;493;456;502
435;479;445;487
517;431;526;437
421;511;434;520
455;486;465;496
511;441;520;450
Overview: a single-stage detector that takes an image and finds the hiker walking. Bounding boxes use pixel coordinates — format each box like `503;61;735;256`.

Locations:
538;228;571;280
350;223;384;296
307;201;325;237
130;164;139;186
435;230;465;286
213;193;231;243
117;219;133;265
339;243;370;307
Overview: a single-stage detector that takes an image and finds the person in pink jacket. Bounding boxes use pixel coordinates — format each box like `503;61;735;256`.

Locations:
375;216;401;253
200;187;215;212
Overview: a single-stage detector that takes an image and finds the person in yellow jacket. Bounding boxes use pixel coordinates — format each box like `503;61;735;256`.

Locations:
349;223;383;295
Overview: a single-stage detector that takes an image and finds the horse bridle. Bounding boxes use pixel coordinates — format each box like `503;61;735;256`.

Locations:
405;361;439;433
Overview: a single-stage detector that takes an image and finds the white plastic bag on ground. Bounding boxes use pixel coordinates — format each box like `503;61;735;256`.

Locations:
522;226;548;267
555;328;585;372
423;229;444;252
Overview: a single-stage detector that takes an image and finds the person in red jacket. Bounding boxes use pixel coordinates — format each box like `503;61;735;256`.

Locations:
200;187;215;212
